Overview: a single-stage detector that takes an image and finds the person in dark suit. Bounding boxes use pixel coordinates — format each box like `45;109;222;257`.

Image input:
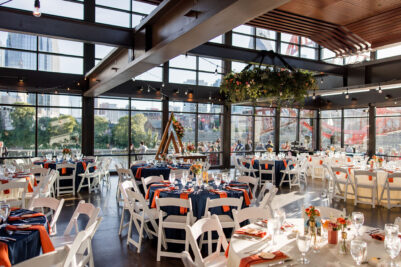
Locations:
234;140;244;152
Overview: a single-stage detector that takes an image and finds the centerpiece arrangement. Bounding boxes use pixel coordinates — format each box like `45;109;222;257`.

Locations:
186;143;196;153
322;216;351;254
62;148;71;160
172;115;184;139
220;67;316;105
304;206;321;250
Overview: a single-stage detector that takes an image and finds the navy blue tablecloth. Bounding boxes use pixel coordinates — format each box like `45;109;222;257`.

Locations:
131;164;190;180
244;159;289;186
34;159;95;191
1;209;47;265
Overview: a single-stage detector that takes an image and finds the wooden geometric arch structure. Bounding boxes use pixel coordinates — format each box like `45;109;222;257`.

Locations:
155;112;184;160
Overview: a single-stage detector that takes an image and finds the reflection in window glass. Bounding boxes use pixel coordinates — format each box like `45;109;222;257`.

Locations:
300;47;317;60
281;33;299;43
0;31;36;50
37;108;82;156
0;92;36;105
321;118;341;150
198;104;222;114
344;52;370;65
95;44;115;59
300;37;317;47
321;110;342;118
198;72;221;87
209;35;223;44
198;57;222;72
38;54;83;74
255;116;275;151
198;114;222;152
280;108;298;117
300;109;317;118
231;106;253;115
280;117;297;148
169;69;196;85
376;107;401;155
131;100;162;111
344;117;368;152
231;115;253;152
280;43;299;57
132;0;157;14
300;118;316;150
233;33;254;49
344;109;367;117
94;110;129;155
255;107;275;116
256;28;276;39
136;67;163;82
321;48;336;60
95;97;129;110
171;113;196;143
95;7;130;27
0;106;35;157
38;94;82;108
169;55;197;69
39;37;83;56
256;38;276;51
0;49;36;70
131;111;162;152
169;102;196;113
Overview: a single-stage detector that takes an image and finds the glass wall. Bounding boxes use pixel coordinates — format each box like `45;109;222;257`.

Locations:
255;107;275;151
279;108;298;149
376;107;401;156
320;110;342;150
0;31;84;74
0;92;82;158
300;110;317;150
344;109;368;153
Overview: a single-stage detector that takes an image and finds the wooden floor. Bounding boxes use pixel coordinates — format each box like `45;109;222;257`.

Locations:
55;173;401;267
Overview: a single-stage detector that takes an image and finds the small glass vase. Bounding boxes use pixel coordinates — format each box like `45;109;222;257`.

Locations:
338;231;349;255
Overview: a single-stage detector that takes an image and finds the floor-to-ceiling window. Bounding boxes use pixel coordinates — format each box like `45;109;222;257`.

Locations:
255;107;275;152
344;109;368;153
279;108;298;150
376;107;401;157
320;110;342;150
300;109;317;150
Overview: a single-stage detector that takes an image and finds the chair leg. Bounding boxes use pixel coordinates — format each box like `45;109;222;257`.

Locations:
387;184;391;210
127;214;133;246
157;224;163;261
119;208;125;236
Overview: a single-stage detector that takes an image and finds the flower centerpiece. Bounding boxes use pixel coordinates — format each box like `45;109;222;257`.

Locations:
172;115;185;139
378;157;384;167
186;143;196;153
336;216;351;254
62;148;71;160
190;163;202;177
304;206;321;247
267;147;273;153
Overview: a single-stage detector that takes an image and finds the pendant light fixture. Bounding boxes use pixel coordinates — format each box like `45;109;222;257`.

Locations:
33;0;41;17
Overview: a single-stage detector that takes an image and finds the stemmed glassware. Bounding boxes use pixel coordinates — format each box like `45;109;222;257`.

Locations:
273;208;286;228
0;202;10;224
384;236;401;267
268;218;280;246
352;212;364;237
350;240;367;265
57;153;63;162
169;173;176;184
215;174;221;188
7;165;16;176
385;224;399;239
297;233;311;264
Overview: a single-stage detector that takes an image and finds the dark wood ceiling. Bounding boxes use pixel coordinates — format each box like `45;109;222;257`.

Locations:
140;0;401;56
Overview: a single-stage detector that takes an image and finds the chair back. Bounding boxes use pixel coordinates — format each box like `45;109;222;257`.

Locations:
30;167;50;182
117;168;140;192
29;197;65;235
185;215;228;266
181;251;196;267
204;197;243;217
0;181;28;208
14;246;70;267
387;172;401;184
257;181;275;203
141;175;164;193
64;200;100;236
237;175;258;197
258;160;275;173
232;207;272;230
354;170;377;183
156;197;194;224
56;163;76;179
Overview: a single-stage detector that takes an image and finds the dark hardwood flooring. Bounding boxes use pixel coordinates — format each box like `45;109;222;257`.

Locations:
55;173;401;267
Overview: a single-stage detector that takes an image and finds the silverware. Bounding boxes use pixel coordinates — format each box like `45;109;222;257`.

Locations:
0;236;16;241
268;259;292;266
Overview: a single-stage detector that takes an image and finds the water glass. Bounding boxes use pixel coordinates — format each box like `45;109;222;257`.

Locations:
0;202;10;223
385;224;400;240
384;236;401;267
352;212;364;236
351;240;367;265
274;208;286;227
215;175;221;187
169;173;176;184
268;218;280;246
297;233;311;264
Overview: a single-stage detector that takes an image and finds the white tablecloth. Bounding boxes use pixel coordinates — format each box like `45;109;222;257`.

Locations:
227;218;399;267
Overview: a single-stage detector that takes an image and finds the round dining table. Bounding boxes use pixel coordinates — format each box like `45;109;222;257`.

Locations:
227;218;398;267
130;163;190;180
0;209;48;266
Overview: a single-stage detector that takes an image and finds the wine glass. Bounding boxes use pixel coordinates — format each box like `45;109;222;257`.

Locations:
169;173;176;184
215;175;221;188
351;240;367;265
352;212;364;237
297;233;311;264
384;236;401;267
268;218;280;246
385;224;400;240
7;165;16;176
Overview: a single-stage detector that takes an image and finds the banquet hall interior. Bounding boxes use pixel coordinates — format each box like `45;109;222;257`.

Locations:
1;0;401;266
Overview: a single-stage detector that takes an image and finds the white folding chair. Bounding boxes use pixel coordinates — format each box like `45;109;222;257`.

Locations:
99;157;112;188
55;163;76;196
256;181;276;205
141;175;164;194
14;245;70;267
354;170;378;208
329;167;355;202
379;172;401;209
233;156;246;178
242;158;258;178
232;207;272;230
200;197;242;255
181;251;197;267
184;215;228;267
311;157;325;180
258;160;275;187
28;197;65;236
315;206;346;219
30;167;50;183
125;189;161;253
237;175;258;201
279;160;300;189
116;168;138;203
0;181;28;208
77;162;101;194
51;200;100;248
156;197;194;261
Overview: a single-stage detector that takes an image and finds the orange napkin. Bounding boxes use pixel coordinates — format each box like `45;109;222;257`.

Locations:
308;157;312;162
283;160;288;169
0;242;10;267
61;168;67;175
6;225;55;253
179;188;193;214
319;160;323;165
1;180;10;194
347;157;351;163
151;187;174;209
25;177;34;193
209;190;230;212
135;167;143;179
264;164;269;170
387;170;394;183
235;228;267;238
44;163;49;169
226;186;252;206
239;251;288;267
145;184;170;200
8;212;45;221
82;161;87;171
370;233;385;241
